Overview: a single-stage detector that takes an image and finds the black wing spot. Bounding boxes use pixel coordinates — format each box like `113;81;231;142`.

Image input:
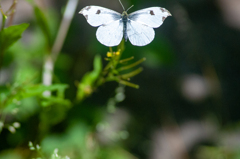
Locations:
160;8;164;12
150;10;155;15
86;6;91;11
96;10;101;14
162;16;166;21
84;15;88;20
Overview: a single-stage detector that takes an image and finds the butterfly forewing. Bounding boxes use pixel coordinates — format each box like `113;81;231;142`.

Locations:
127;20;155;46
79;6;121;27
96;20;123;47
129;7;171;28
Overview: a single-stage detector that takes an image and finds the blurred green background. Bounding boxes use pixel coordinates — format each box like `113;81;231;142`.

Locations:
1;0;240;159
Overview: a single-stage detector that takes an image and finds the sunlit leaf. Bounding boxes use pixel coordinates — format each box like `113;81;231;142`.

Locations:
0;23;29;53
41;96;71;107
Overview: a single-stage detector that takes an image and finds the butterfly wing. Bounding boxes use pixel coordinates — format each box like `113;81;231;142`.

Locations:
127;20;154;46
96;20;123;47
127;7;171;46
79;6;121;27
80;6;123;46
129;7;171;28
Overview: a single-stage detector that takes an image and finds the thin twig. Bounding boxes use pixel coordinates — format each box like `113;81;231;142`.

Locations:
51;0;79;62
7;0;18;27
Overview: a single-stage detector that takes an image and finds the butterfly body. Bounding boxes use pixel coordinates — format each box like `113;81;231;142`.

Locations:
121;11;129;42
79;5;171;47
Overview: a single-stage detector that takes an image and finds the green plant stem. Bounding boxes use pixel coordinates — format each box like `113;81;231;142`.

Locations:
109;47;113;52
0;7;7;31
118;57;146;71
1;14;6;31
120;67;143;79
119;56;134;63
119;80;139;89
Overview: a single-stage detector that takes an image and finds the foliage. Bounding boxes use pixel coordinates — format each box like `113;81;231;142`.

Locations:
0;0;144;159
76;45;145;101
0;23;29;54
1;0;240;159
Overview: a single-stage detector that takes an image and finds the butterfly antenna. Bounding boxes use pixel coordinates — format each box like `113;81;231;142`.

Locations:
126;5;134;12
119;0;125;11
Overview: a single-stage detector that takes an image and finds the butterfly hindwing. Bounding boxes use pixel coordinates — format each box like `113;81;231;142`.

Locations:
127;20;155;46
129;7;171;28
79;6;121;27
96;20;123;47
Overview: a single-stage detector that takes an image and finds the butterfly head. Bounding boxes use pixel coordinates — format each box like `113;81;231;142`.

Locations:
121;5;134;18
122;11;128;18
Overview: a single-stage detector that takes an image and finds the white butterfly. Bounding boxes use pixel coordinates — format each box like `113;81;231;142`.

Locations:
79;1;171;47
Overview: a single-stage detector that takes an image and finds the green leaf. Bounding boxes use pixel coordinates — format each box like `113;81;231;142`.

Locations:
41;96;71;107
22;84;69;99
34;6;52;47
1;84;69;109
77;55;102;101
81;55;102;86
91;54;102;82
0;23;29;53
